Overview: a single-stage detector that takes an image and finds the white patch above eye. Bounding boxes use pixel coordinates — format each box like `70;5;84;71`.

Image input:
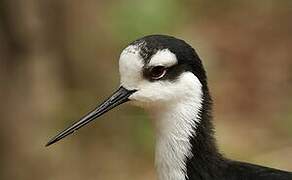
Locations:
148;49;177;67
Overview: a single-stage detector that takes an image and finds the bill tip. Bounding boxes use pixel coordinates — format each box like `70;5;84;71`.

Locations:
45;138;57;147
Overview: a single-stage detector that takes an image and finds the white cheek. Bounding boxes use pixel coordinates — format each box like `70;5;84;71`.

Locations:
130;81;172;104
129;72;202;106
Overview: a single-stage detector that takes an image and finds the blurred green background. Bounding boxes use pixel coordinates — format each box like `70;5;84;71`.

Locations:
0;0;292;180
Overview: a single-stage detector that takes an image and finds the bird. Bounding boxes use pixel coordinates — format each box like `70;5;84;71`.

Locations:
46;35;292;180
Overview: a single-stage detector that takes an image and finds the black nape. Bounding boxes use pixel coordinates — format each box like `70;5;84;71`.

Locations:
129;34;292;180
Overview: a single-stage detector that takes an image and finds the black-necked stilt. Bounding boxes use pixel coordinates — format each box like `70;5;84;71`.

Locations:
47;35;292;180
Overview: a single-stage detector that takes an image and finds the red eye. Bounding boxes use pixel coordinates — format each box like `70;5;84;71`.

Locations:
150;66;167;80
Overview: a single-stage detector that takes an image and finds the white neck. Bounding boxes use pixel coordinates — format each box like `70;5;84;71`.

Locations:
149;95;203;180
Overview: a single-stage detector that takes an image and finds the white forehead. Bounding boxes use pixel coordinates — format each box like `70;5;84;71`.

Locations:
119;45;144;89
119;45;178;89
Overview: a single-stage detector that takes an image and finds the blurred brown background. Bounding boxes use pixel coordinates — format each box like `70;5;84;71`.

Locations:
0;0;292;180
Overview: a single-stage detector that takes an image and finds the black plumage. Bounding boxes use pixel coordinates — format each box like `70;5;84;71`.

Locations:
131;35;292;180
47;34;292;180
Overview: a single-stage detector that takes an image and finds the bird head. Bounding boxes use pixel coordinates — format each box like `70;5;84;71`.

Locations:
46;35;207;146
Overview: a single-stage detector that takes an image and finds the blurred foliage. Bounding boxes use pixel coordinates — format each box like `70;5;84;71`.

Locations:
107;0;186;41
0;0;291;180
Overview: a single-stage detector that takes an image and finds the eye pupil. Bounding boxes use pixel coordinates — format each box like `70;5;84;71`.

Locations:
150;66;166;80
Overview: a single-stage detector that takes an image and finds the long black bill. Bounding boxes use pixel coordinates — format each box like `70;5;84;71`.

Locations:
46;86;136;147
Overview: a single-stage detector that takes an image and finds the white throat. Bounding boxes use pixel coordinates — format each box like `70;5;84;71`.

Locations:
119;44;204;180
148;85;203;180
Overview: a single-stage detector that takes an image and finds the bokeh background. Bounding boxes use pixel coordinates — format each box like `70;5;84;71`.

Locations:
0;0;292;179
